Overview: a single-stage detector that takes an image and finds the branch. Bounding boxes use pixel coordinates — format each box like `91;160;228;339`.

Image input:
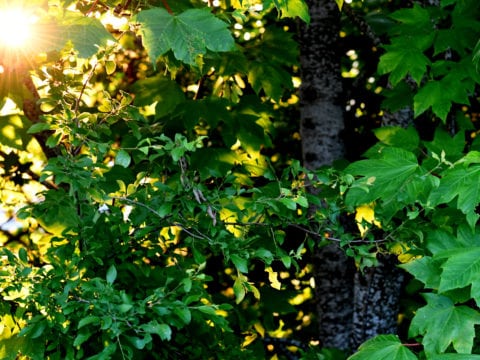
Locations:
22;73;59;158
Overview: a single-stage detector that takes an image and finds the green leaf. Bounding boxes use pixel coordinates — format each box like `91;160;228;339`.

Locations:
136;8;235;66
248;61;293;101
73;332;92;347
106;264;117;285
345;147;421;208
115;149;131;168
131;75;185;118
428;165;480;228
378;46;430;86
474;40;480;69
437;247;480;293
173;307;192;325
78;316;101;329
18;248;28;262
117;304;133;313
389;4;431;29
273;0;310;23
409;293;480;355
348;334;417;360
279;197;297;210
140;321;172;341
57;15;115;58
126;335;148;349
105;60;116;75
414;81;450;122
430;355;480;360
373;126;420;152
233;277;246;304
425;129;466;163
27;123;51;134
231;254;248;273
400;256;441;289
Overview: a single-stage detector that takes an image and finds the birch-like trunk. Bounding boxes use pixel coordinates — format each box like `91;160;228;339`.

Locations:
299;0;355;350
299;0;405;352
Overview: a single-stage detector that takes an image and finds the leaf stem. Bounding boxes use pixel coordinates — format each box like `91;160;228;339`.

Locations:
161;0;173;14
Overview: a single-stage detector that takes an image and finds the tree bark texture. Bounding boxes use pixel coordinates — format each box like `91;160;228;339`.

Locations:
299;0;355;350
299;0;344;170
350;254;404;350
299;0;404;352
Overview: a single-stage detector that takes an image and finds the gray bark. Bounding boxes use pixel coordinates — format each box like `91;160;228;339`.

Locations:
299;0;344;169
298;0;406;352
350;255;404;350
299;0;354;351
312;243;355;350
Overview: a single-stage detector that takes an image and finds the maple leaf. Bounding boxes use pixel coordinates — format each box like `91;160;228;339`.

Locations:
400;256;441;289
414;76;471;122
136;8;235;66
22;14;114;58
348;335;417;360
378;46;430;86
248;61;293;101
273;0;310;23
345;147;422;208
428;164;480;228
57;16;115;58
409;293;480;355
437;246;480;293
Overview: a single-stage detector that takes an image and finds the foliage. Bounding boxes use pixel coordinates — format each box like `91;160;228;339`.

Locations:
2;0;480;359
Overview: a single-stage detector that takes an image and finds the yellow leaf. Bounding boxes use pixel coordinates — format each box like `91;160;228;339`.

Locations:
254;322;265;338
355;203;381;236
266;267;282;290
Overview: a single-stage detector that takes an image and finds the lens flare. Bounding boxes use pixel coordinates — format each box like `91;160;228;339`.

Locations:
0;8;38;49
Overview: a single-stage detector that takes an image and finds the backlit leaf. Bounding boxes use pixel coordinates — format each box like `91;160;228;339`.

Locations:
52;15;115;58
273;0;310;23
136;8;235;66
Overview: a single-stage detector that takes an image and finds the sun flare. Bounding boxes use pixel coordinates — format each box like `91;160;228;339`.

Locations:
0;7;38;49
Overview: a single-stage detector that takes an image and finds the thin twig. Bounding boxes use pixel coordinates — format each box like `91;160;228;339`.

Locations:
74;62;98;127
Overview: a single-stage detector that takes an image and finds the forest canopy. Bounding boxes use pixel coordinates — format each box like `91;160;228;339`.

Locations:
1;0;480;359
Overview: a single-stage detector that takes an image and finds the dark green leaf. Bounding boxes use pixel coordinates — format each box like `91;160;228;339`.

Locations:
378;46;430;86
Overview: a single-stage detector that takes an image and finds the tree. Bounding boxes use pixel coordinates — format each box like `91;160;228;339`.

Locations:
2;0;480;360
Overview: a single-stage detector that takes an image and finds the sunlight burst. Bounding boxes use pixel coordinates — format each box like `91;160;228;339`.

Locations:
0;8;38;49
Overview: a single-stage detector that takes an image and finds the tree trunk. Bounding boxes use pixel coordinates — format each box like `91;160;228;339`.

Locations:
299;0;344;169
299;0;355;351
350;254;404;350
299;0;405;352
